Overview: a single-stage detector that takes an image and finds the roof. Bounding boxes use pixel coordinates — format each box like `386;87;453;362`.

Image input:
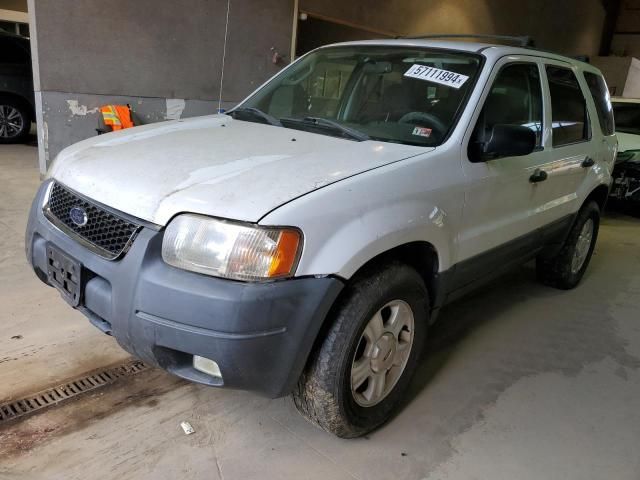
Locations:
317;39;593;68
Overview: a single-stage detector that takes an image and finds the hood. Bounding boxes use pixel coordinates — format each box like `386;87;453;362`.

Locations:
617;131;640;154
49;115;427;225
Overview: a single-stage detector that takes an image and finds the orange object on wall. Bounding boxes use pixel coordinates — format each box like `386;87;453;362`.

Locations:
100;105;134;131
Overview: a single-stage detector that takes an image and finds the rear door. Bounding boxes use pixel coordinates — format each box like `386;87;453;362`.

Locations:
534;60;595;227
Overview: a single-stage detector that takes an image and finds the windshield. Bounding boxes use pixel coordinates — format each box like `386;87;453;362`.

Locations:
613;102;640;135
236;46;482;146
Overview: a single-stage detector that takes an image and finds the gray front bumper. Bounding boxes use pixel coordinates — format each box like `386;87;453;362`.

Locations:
26;181;343;397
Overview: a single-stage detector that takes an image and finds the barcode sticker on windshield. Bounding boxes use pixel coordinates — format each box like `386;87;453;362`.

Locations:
404;65;469;89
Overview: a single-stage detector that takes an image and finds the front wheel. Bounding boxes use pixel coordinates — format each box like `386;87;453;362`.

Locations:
537;201;600;289
292;262;428;438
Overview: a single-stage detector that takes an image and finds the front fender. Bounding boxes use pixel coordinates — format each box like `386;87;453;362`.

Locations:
304;199;453;278
260;151;464;279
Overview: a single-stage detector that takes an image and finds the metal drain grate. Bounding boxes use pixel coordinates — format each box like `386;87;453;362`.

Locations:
0;359;149;424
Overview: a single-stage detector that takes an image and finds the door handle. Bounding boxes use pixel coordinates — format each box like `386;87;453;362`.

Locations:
581;157;595;168
529;168;548;183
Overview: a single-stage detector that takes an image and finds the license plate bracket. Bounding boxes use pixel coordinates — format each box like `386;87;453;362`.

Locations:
46;243;82;307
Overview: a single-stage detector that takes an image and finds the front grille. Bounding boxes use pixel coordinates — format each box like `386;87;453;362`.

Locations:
44;182;140;260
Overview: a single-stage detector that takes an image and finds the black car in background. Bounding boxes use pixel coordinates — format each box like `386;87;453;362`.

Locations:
0;30;34;143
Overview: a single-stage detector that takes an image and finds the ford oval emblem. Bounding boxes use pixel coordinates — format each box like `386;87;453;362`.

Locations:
69;206;88;227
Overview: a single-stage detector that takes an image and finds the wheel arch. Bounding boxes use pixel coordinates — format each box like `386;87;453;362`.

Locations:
346;241;440;308
584;183;610;212
306;240;440;366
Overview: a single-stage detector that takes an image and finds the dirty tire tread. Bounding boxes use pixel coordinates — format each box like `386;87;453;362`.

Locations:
536;201;600;290
292;262;428;438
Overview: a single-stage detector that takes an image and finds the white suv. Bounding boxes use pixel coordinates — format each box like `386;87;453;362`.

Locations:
610;97;640;205
26;39;616;437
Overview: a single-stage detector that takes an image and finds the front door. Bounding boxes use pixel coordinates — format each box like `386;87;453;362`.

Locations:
454;57;551;289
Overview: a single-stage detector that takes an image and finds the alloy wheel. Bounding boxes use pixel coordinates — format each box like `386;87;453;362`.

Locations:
571;218;594;274
0;105;25;139
350;300;415;407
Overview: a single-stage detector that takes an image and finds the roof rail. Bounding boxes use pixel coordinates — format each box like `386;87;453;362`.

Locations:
401;34;535;48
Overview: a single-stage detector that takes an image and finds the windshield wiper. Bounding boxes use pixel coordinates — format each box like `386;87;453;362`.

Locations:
281;116;370;142
228;107;281;126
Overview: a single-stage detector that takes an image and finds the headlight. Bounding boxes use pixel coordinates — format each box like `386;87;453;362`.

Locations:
162;214;302;281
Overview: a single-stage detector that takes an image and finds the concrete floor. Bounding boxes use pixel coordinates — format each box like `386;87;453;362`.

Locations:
1;146;640;480
0;144;130;403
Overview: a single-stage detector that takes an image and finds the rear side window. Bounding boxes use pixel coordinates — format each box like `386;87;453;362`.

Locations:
546;66;589;147
583;72;615;136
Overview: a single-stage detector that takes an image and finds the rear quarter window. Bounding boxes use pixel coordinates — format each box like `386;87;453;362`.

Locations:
583;71;615;136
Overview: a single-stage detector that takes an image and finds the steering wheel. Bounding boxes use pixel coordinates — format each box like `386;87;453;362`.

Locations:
398;111;447;135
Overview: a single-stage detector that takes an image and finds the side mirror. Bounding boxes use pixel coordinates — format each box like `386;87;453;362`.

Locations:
471;124;537;162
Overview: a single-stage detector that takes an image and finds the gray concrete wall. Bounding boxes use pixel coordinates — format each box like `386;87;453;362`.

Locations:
29;0;294;172
623;58;640;98
36;92;236;170
300;0;607;57
590;56;640;98
590;56;633;96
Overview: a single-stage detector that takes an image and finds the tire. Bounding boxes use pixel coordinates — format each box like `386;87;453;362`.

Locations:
536;201;600;289
292;262;429;438
0;96;32;144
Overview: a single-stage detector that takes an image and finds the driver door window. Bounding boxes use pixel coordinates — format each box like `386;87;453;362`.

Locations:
471;63;543;155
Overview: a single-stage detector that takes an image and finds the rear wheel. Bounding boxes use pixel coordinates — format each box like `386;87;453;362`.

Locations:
292;262;428;438
0;96;31;144
537;201;600;289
